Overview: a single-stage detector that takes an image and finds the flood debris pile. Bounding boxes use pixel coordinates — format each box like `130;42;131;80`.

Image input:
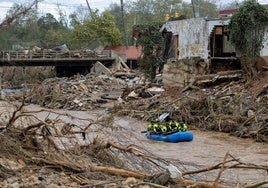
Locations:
117;72;268;143
0;102;166;187
0;101;267;188
5;67;268;142
5;44;110;60
20;71;148;110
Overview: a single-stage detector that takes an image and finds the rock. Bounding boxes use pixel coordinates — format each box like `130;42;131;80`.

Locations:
167;164;183;182
152;170;170;185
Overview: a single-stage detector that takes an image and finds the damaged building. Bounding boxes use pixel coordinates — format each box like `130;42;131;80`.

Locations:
161;14;268;87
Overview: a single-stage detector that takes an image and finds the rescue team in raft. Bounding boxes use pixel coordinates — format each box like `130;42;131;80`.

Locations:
147;117;188;133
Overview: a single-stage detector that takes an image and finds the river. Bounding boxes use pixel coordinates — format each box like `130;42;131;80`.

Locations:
1;102;267;186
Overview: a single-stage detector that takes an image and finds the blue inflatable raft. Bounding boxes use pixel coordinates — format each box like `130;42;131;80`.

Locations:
146;131;194;143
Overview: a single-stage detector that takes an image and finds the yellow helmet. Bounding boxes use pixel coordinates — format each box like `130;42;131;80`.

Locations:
161;125;167;132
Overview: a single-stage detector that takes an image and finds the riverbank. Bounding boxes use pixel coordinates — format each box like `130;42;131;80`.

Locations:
0;101;267;187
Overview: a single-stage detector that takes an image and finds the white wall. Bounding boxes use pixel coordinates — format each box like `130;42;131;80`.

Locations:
261;25;268;56
161;18;268;58
161;18;210;61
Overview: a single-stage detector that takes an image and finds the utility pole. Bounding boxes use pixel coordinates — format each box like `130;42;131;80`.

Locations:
0;66;2;99
35;0;38;10
191;0;200;18
86;0;93;18
120;0;128;48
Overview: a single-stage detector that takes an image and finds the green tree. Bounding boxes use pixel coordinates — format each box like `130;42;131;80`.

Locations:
37;13;68;48
71;11;122;49
199;0;218;18
107;3;125;44
228;0;268;76
134;22;165;80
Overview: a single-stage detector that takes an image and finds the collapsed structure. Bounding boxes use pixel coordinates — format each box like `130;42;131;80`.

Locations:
160;15;268;87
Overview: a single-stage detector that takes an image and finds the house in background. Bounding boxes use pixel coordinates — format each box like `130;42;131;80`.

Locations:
104;45;143;69
218;8;238;18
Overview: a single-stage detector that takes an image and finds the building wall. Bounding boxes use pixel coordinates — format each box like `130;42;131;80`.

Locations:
161;18;268;87
161;18;232;61
161;18;210;61
261;25;268;56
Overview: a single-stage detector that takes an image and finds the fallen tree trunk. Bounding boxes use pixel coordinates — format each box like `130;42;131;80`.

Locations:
90;165;150;179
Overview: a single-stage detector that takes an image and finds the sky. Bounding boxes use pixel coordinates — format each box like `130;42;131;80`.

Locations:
0;0;267;21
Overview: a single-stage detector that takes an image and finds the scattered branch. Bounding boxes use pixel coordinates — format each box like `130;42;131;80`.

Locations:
244;181;268;188
214;152;229;186
31;157;85;173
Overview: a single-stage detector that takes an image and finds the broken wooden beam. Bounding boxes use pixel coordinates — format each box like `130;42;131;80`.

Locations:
194;70;243;86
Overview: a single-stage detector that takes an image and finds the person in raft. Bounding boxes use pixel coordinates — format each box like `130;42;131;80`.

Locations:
147;118;188;133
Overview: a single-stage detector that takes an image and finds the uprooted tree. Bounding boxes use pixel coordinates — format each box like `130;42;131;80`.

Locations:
228;0;268;77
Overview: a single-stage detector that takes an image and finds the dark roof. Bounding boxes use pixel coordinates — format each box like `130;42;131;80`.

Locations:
105;46;142;60
219;8;238;15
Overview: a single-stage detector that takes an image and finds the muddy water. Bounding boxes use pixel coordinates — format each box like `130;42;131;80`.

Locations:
1;102;267;186
113;116;268;185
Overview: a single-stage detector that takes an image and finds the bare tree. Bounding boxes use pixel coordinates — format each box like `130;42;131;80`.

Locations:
0;1;42;29
0;1;42;99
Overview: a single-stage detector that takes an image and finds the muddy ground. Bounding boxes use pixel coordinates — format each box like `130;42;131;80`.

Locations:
0;67;267;188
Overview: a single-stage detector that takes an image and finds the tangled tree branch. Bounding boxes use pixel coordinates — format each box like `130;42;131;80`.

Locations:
0;1;42;29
